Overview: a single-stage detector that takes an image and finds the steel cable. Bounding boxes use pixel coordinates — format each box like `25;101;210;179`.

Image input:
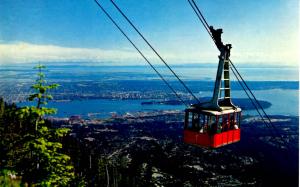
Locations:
110;0;201;104
93;0;188;107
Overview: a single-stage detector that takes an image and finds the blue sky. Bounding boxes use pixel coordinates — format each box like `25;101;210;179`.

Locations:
0;0;298;65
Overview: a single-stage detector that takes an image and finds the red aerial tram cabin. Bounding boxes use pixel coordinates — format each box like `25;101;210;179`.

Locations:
183;42;242;148
184;107;241;148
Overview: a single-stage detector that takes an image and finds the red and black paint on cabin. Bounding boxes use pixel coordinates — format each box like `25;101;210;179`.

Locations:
184;108;241;148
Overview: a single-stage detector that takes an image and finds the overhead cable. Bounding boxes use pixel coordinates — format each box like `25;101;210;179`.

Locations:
110;0;201;104
93;0;188;107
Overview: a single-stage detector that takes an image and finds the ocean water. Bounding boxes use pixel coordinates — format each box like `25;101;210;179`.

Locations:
1;64;298;118
18;89;297;118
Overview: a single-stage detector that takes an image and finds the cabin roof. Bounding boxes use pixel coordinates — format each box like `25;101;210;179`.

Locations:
186;106;242;115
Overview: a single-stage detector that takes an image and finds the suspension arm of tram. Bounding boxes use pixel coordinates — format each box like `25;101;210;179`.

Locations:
187;0;273;126
187;0;290;150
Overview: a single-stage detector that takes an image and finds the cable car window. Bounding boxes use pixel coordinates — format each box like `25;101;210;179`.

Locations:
193;113;200;130
229;113;235;129
188;112;193;129
208;115;216;134
199;114;205;126
199;114;205;133
222;114;229;131
203;115;209;133
214;115;221;133
184;111;189;129
236;112;241;128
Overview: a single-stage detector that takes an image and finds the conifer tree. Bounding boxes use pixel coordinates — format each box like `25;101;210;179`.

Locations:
16;64;75;186
0;99;19;171
0;98;4;117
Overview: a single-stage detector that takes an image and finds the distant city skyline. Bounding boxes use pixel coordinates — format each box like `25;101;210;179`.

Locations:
0;0;298;66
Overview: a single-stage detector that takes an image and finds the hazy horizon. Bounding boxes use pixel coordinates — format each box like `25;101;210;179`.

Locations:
0;0;299;66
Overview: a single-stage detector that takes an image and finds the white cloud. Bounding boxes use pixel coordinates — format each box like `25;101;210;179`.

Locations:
0;41;298;66
0;41;219;65
0;42;143;64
